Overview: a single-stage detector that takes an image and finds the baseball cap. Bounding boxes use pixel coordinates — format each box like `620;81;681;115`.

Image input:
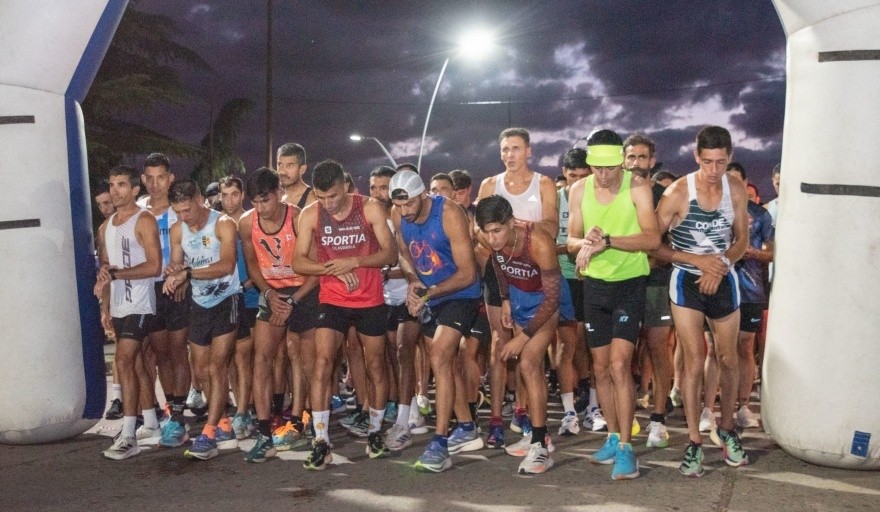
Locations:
389;170;425;201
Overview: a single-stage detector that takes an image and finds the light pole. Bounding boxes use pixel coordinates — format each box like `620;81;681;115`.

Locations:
350;134;398;167
417;29;494;174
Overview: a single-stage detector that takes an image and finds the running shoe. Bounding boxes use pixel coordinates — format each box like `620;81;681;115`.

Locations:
339;409;363;429
510;410;532;435
505;433;555;457
631;419;641;437
135;425;161;441
385;423;413;451
104;398;123;420
646;421;669;448
416;395;433;417
699;407;716;432
636;392;651;410
347;411;370;438
611;443;640;480
574;392;590;415
186;388;207;418
558;411;580;436
486;423;505;449
366;431;388;459
518;442;554;475
585;406;607;432
447;425;484;455
413;438;451;473
590;433;620;464
735;405;760;429
303;440;333;470
232;412;255;440
272;421;310;451
244;432;276;463
501;392;515;418
330;395;347;415
184;434;218;461
717;427;749;467
384;402;398;423
102;434;139;460
408;412;429;435
160;419;189;447
679;442;705;477
215;426;239;450
669;387;683;408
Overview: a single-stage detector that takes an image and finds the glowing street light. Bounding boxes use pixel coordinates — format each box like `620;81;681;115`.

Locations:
350;134;397;167
417;28;495;173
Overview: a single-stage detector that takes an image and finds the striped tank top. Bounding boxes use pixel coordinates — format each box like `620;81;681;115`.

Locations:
669;172;734;275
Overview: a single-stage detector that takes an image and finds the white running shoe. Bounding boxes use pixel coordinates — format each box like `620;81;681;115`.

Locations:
584;406;607;432
408;411;429;435
669;387;683;408
646;421;669;448
735;405;760;429
385;423;413;451
505;433;555;457
103;434;140;460
636;393;651;409
518;442;554;474
699;407;716;432
135;425;161;441
558;411;580;436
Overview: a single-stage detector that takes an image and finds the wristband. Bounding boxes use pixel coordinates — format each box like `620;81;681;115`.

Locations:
108;268;117;280
420;293;430;303
604;234;611;248
185;267;192;280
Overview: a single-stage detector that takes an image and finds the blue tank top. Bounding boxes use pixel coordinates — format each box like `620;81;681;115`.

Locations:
669;172;734;275
400;195;482;306
182;209;242;308
236;238;260;309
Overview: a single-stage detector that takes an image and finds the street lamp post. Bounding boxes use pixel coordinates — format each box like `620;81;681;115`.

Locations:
350;134;398;167
416;29;493;174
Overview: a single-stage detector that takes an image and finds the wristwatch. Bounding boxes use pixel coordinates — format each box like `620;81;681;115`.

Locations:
604;234;611;248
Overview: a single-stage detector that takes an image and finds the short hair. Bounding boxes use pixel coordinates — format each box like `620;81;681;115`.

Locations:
168;179;200;203
245;167;280;199
108;165;139;187
370;166;396;179
475;195;514;229
696;126;733;155
343;172;355;193
430;173;453;188
219;176;243;192
313;160;346;191
623;134;656;157
276;142;306;165
726;162;746;179
586;129;623;146
562;148;588;169
94;181;110;196
651;170;677;183
772;163;781;176
395;162;418;173
499;127;530;146
143;152;170;171
448;169;472;190
555;174;567;182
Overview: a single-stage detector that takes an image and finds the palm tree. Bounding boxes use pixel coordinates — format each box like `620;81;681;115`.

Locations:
189;98;255;188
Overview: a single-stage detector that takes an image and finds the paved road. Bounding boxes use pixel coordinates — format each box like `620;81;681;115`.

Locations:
2;380;878;512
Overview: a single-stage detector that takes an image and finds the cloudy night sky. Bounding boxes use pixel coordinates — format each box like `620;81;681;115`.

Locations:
135;0;787;199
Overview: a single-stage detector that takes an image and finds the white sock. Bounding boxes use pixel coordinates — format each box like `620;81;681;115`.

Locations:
410;395;419;410
122;416;137;438
112;384;121;401
396;404;411;428
142;408;159;429
368;408;385;433
313;410;330;442
561;392;575;413
589;388;599;409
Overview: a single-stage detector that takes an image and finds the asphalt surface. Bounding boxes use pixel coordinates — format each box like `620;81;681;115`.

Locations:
2;376;879;512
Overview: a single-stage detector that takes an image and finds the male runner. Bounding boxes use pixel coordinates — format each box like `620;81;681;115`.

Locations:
277;142;315;208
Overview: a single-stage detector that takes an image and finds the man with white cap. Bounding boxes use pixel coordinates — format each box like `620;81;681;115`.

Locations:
566;129;660;480
390;169;484;473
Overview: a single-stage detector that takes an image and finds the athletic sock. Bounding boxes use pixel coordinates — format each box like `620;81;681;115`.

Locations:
410;396;419;411
650;412;666;424
164;393;173;404
577;378;590;395
202;424;217;439
561;392;575;413
589;387;599;409
257;419;271;438
171;396;186;422
468;401;478;422
122;416;137;438
313;410;331;442
532;426;547;448
490;415;503;426
431;433;448;448
396;404;411;428
272;393;284;415
112;384;122;401
368;408;384;433
142;408;159;429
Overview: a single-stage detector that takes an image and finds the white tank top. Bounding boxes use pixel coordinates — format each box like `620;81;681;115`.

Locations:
106;209;156;317
182;209;241;308
383;218;408;306
494;172;542;222
137;195;178;281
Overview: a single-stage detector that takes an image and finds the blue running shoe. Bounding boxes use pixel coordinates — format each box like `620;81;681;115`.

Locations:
511;411;532;435
611;443;640;480
591;432;620;464
330;395;347;415
244;432;276;463
718;427;749;467
160;419;189;448
273;421;310;451
486;423;505;449
215;426;238;450
384;401;398;423
447;424;484;454
184;434;218;460
232;412;255;440
414;437;452;473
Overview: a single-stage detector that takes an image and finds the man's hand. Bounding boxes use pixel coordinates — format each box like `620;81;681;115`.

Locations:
335;272;360;293
406;282;427;318
94;265;112;297
500;332;528;361
693;254;729;279
500;299;513;330
323;257;358;276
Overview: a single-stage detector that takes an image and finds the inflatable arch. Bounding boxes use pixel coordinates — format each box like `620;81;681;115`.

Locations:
0;0;127;443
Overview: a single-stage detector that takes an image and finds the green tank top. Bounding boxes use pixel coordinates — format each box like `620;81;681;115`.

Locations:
580;170;649;281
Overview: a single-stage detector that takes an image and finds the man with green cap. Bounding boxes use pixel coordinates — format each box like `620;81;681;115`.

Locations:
566;129;660;480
